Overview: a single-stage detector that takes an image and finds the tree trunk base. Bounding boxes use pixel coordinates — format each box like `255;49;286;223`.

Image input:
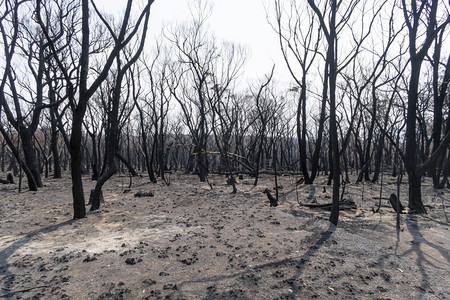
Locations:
89;189;104;210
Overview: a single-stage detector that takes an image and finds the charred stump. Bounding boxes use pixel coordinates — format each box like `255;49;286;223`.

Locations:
389;193;404;214
263;188;278;207
0;173;14;184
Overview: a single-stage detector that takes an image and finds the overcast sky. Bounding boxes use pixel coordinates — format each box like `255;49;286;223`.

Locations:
95;0;288;84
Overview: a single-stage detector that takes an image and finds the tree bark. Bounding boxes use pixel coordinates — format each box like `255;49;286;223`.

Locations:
0;123;37;190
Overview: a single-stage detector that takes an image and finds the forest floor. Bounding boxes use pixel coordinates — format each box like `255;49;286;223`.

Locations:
0;171;449;300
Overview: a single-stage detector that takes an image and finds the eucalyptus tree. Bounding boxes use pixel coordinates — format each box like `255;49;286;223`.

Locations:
401;0;450;213
83;91;106;180
153;59;173;184
271;0;323;184
134;45;173;185
208;42;246;190
210;89;239;192
45;65;65;179
89;2;153;211
229;93;256;174
0;136;6;172
333;3;404;184
168;2;241;183
428;26;450;188
249;67;282;186
304;0;350;225
0;0;63;190
36;0;155;218
305;0;387;225
133;60;157;184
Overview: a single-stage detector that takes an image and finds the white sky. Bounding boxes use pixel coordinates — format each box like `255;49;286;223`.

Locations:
94;0;289;84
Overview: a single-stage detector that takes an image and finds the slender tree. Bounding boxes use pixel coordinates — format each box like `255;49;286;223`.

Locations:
167;2;218;182
271;0;324;184
89;1;153;211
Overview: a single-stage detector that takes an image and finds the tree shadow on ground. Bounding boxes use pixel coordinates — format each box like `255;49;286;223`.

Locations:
401;215;449;299
0;219;73;298
284;223;335;296
176;223;335;299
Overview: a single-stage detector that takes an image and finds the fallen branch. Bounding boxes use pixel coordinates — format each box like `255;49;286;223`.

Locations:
301;201;357;211
0;285;51;298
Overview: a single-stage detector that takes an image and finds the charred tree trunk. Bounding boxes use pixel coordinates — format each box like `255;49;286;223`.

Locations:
50;116;61;179
431;49;450;187
148;128;158;183
0;140;5;172
116;152;139;177
48;73;62;179
70;114;87;218
19;127;42;189
0;123;37;190
404;61;427;214
307;0;340;225
438;148;450;188
134;89;156;183
371;137;384;183
253;133;264;186
89;2;152;210
89;133;99;180
401;0;447;214
328;40;341;226
297;82;311;183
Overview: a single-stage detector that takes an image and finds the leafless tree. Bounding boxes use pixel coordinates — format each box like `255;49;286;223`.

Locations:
36;0;155;218
250;67;276;186
0;0;58;190
428;24;450;188
167;2;230;183
271;0;324;184
305;0;386;225
89;2;153;211
134;45;173;185
401;0;450;213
